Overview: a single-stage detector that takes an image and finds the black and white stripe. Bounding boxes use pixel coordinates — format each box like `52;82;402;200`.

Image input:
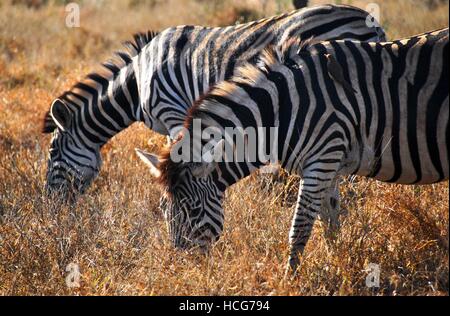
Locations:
139;28;448;271
43;4;385;196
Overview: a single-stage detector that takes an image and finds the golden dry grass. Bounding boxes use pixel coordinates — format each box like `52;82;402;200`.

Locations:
0;0;448;295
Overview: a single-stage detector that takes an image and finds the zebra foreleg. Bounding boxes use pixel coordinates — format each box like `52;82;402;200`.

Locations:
287;164;342;275
319;177;343;241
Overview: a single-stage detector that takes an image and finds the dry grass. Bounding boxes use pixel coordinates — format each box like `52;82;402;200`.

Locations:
0;0;448;295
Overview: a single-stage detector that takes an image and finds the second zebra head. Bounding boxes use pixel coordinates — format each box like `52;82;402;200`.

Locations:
43;99;102;201
135;135;227;250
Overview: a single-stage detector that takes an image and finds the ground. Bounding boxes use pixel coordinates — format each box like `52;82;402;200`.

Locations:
0;0;448;295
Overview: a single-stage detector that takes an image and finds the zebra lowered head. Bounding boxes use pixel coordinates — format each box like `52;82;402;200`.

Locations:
42;31;157;200
135;138;226;250
43;99;102;199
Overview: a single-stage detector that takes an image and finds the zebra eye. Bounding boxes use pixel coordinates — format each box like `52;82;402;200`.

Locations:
49;148;57;158
189;199;203;216
190;206;201;218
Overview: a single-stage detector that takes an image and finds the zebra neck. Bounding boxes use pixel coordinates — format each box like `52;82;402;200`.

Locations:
193;103;280;189
74;63;142;148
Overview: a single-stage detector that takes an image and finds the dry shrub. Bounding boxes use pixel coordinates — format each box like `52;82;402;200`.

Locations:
0;0;448;295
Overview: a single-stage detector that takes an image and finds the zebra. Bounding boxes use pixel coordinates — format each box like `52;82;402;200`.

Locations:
42;4;385;198
135;28;449;272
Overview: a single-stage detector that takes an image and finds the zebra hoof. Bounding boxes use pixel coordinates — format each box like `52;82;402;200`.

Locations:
284;255;301;279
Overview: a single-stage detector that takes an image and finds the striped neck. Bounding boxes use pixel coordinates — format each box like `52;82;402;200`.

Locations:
60;62;142;148
47;31;158;149
186;75;284;189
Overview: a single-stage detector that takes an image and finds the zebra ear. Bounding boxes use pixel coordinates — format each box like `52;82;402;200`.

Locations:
50;99;72;132
135;148;162;178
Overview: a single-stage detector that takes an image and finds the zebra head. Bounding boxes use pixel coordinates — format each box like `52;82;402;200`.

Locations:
43;99;101;200
135;142;225;251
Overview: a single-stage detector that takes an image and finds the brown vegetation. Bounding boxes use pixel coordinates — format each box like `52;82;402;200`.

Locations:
0;0;448;295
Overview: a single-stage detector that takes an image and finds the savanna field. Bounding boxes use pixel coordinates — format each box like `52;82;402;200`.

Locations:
0;0;448;295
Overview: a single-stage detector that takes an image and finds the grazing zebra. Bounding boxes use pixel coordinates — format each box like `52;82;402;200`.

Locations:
136;28;449;272
42;4;385;197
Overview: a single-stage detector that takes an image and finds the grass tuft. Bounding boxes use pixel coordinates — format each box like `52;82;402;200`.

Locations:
0;0;448;295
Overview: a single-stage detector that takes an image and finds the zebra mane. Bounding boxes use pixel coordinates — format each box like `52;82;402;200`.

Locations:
182;37;320;118
154;90;214;191
42;30;158;133
201;37;320;98
156;146;182;191
257;36;318;70
156;37;321;190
